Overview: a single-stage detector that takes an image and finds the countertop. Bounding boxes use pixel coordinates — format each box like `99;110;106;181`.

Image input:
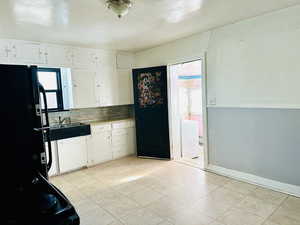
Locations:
81;118;135;125
50;117;135;127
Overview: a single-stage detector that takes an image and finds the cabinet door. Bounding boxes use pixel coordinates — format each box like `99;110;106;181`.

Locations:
45;45;73;67
72;47;96;69
72;69;97;108
12;41;45;64
45;141;59;177
95;71;116;107
94;73;102;107
95;52;117;106
127;127;136;156
112;128;129;159
111;121;136;159
116;69;134;105
57;136;88;173
115;53;134;105
0;40;10;63
87;131;112;166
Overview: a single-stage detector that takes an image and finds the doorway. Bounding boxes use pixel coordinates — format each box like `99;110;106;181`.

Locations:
169;59;206;169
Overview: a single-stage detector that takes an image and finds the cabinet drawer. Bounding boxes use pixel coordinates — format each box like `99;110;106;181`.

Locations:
92;123;111;133
112;121;134;129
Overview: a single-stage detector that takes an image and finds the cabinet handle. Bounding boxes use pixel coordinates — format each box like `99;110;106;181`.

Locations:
44;52;48;64
5;48;9;57
11;45;17;58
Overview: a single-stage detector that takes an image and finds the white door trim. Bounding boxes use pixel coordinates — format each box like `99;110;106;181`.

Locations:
167;53;209;169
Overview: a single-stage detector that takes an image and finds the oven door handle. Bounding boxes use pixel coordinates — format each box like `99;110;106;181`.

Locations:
34;127;50;132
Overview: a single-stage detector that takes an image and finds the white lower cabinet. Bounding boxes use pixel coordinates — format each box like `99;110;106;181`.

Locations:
46;141;59;177
112;132;128;159
87;130;112;166
111;121;136;160
112;128;130;159
128;127;136;155
49;120;136;174
87;120;136;166
57;136;88;173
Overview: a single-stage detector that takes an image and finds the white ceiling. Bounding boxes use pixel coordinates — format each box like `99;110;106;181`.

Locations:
0;0;300;52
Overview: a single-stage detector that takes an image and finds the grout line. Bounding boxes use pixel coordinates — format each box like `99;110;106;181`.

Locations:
260;194;289;225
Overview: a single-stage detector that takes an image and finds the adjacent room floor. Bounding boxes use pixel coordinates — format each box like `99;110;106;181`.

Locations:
51;157;300;225
179;145;204;169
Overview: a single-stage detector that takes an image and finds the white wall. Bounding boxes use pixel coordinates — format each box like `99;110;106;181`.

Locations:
135;5;300;189
207;5;300;108
135;31;211;67
136;5;300;108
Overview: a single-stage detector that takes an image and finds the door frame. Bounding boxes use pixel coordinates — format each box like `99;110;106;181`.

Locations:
167;53;209;169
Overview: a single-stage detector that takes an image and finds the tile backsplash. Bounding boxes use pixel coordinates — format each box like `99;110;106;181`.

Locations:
48;105;134;125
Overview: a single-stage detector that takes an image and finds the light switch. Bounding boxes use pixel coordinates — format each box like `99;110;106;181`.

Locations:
208;97;216;105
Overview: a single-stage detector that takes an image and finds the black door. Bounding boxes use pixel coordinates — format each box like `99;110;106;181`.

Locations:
132;66;170;159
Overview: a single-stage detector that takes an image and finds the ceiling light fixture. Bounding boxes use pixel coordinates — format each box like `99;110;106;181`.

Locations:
106;0;132;18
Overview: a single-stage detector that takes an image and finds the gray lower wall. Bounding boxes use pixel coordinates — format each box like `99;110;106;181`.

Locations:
208;108;300;186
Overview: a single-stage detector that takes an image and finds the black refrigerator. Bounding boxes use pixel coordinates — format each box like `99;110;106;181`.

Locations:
1;64;80;225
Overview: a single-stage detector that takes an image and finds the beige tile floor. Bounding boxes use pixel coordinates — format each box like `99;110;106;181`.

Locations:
50;156;300;225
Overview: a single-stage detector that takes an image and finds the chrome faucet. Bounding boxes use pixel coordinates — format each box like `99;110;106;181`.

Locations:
58;116;71;125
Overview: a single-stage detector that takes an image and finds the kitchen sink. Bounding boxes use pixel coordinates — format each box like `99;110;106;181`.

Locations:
49;123;91;141
51;122;85;129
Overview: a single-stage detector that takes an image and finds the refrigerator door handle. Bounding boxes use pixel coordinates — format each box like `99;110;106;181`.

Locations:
39;83;53;172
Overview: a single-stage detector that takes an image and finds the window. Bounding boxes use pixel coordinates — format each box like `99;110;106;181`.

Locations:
38;68;63;111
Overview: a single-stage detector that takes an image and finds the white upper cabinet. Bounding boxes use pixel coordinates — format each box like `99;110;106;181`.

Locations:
0;38;136;108
115;52;134;105
116;52;134;69
116;69;134;105
95;70;117;107
91;50;101;68
44;44;73;67
0;40;11;63
95;51;118;106
72;69;97;108
12;40;46;64
72;47;99;69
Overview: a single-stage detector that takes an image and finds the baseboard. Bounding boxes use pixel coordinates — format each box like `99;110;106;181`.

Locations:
206;164;300;197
